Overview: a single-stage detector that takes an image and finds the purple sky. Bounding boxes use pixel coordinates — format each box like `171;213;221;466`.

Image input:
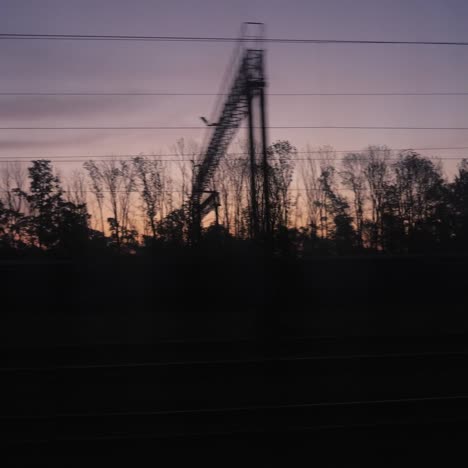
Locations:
2;0;468;175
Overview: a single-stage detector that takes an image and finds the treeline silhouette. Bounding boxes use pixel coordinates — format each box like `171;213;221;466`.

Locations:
1;141;468;257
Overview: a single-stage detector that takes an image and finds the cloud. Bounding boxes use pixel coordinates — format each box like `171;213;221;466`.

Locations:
0;96;140;122
0;133;107;152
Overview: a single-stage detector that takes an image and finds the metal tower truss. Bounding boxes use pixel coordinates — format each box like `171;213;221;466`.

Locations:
191;23;270;242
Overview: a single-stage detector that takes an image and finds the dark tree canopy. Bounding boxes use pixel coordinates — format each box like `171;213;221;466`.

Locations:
1;152;468;257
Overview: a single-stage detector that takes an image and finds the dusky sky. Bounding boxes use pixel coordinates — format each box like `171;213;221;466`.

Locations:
1;0;468;175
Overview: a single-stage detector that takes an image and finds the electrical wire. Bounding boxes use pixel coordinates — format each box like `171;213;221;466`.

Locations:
1;92;468;96
2;33;468;46
2;126;468;130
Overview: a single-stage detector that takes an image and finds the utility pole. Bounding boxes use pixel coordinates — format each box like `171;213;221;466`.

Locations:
260;85;271;240
247;85;259;239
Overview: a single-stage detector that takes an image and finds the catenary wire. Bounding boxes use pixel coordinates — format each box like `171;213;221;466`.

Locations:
2;92;468;96
0;157;466;164
2;33;468;46
1;146;467;159
2;126;468;130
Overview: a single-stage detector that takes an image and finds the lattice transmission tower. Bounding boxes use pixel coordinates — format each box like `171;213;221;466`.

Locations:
190;22;271;243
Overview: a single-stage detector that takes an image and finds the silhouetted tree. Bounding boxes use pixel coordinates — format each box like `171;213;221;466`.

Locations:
83;161;105;234
340;153;367;248
156;204;190;246
318;165;355;252
300;148;325;238
0;162;28;248
222;151;249;237
0;199;26;249
393;152;447;252
18;160;89;251
0;161;27;213
66;169;88;207
363;146;392;249
172;138;197;207
84;159;136;249
132;156;164;239
267;140;296;230
449;159;468;250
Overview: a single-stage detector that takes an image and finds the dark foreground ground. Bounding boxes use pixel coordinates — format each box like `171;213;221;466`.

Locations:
2;252;468;344
2;253;468;464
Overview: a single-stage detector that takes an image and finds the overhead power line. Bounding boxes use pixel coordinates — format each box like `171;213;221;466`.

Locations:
0;156;466;164
0;187;455;193
2;33;468;46
1;146;467;160
2;92;468;97
2;126;468;131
